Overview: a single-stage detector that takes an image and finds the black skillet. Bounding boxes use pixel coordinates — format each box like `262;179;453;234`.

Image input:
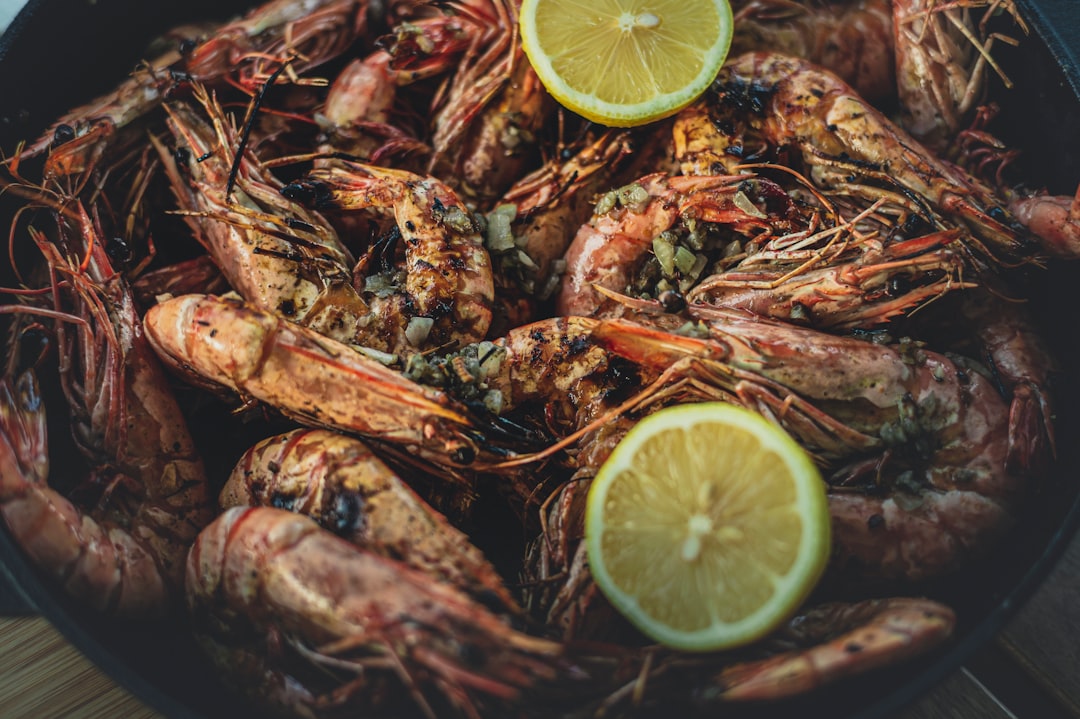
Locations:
1;1;1079;717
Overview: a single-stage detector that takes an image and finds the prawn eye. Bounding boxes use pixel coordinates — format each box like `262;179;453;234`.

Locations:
178;38;198;55
174;146;191;166
52;124;76;147
658;290;687;314
106;236;134;267
888;275;912;296
449;443;476;465
168;69;194;84
902;212;931;237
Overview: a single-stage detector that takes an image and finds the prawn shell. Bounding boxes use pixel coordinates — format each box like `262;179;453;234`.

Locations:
143;294;482;463
221;428;520;611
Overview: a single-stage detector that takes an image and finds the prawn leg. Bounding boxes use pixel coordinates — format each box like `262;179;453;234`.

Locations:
699;598;956;702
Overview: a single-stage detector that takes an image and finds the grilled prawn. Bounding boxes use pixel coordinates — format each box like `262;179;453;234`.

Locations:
221;428;519;611
0;202;212;616
186;506;561;719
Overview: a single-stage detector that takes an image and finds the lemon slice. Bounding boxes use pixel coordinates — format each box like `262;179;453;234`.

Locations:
519;0;734;127
584;402;830;651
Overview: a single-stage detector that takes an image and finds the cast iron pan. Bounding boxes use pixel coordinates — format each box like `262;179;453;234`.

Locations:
1;2;1080;718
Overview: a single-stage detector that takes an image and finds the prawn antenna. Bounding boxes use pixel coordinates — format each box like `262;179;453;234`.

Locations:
225;56;295;202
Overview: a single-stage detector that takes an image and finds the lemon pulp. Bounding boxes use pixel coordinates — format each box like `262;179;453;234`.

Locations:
584;402;831;651
520;0;734;127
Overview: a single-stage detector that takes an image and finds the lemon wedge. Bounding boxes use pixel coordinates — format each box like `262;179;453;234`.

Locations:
584;402;830;651
519;0;734;127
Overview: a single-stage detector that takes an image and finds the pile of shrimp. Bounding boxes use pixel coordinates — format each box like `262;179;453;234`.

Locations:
1;0;1076;716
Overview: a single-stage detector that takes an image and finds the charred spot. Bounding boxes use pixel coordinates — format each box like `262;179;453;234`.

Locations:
270;492;298;511
845;153;881;171
178;38;198;55
209;328;218;338
530;327;549;343
811;88;825;99
285;217;316;232
478;343;501;367
267;461;281;474
327;493;366;536
715;117;737;136
404;220;416;232
51;124;75;148
601;357;644;405
431;298;454;319
867;514;885;530
844;642;863;653
448;255;466;270
564;333;592;356
282;180;334;209
714;76;776;116
414;258;436;272
278;299;297;317
432;196;446;213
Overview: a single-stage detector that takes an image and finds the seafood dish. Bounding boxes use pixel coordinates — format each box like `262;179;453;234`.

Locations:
1;0;1079;717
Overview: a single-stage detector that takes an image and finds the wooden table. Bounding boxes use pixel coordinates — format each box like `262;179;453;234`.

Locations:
1;529;1078;719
